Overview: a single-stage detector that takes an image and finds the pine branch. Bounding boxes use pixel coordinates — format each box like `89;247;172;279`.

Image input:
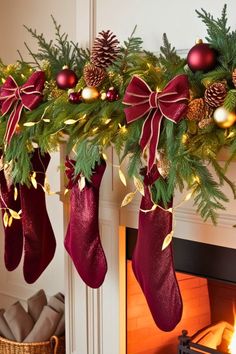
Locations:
224;89;236;111
116;26;143;74
157;33;185;79
210;158;236;199
74;140;101;180
196;5;236;70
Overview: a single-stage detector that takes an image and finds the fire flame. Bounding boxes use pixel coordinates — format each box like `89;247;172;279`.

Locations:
229;321;236;354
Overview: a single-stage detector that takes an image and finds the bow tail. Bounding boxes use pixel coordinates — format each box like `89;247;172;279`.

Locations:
4;103;23;145
139;110;153;151
140;110;163;172
147;111;163;172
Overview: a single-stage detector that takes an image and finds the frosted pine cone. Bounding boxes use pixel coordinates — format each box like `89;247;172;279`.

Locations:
204;82;227;108
186;98;205;121
91;30;119;68
83;64;106;87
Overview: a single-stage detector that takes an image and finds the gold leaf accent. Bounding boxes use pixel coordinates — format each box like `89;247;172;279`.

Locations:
162;230;174;251
78;176;86;191
31;176;37;189
119;169;127;186
8;216;13;227
133;176;144;196
102;153;108;161
3;211;8;228
9;209;21;220
23;122;37;127
121;192;135;207
14;187;18;201
185;191;193;201
41;186;47;194
64;119;77;125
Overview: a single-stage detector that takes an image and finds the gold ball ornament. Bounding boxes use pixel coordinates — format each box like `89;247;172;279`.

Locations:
213;106;236;129
81;87;100;102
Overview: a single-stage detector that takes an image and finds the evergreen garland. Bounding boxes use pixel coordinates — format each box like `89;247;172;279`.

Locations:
0;5;236;224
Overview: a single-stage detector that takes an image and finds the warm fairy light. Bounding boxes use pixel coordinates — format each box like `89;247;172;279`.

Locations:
21;73;26;79
181;134;188;144
1;78;6;84
92;127;99;133
227;131;235;139
80;114;87;121
104;118;111;125
192;175;200;184
228;317;236;353
118;123;127;133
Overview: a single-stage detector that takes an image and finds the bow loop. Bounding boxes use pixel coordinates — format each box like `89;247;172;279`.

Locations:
0;71;45;145
123;74;189;171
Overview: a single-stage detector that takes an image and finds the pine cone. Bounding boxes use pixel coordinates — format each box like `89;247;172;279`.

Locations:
232;68;236;88
186;98;205;121
204;82;227;108
83;63;106;87
91;30;119;69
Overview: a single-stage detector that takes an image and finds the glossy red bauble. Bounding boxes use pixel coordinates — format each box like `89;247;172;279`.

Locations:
106;87;119;102
187;43;217;72
56;69;78;90
68;91;82;104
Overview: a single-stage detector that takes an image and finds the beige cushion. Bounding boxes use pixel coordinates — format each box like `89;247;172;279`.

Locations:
24;305;61;343
0;309;15;341
4;302;34;342
55;293;64;303
27;289;47;322
48;296;65;336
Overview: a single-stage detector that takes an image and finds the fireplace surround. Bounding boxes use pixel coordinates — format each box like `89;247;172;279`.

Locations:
126;228;236;354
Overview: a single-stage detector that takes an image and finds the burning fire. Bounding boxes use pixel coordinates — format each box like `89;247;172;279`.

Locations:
229;321;236;353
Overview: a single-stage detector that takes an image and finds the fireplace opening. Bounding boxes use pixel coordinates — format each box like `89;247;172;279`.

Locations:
126;228;236;354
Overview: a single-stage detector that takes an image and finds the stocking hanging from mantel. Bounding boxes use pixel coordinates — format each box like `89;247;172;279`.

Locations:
0;153;23;271
0;149;56;283
64;158;107;289
132;166;183;331
20;149;56;284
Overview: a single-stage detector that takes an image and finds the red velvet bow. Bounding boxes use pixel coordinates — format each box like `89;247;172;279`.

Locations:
123;74;189;171
0;71;45;144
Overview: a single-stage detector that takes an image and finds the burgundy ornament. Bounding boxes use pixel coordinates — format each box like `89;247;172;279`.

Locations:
106;87;119;102
68;91;82;104
187;42;217;72
56;68;78;90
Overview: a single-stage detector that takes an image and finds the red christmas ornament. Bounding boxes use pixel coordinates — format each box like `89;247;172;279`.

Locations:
187;41;217;72
68;91;82;104
106;87;119;102
56;68;78;90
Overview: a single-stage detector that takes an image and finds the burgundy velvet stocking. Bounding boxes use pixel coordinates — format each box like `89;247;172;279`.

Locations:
0;164;23;271
20;149;56;283
132;167;183;331
64;160;107;288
